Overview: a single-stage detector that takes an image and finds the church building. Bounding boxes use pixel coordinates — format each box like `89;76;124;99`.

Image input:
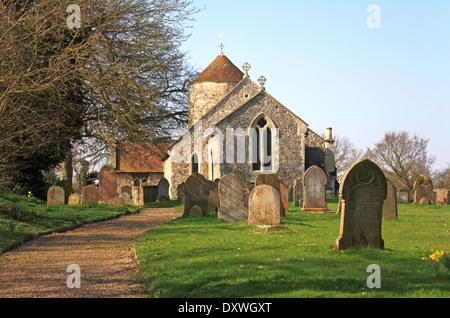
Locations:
162;53;337;198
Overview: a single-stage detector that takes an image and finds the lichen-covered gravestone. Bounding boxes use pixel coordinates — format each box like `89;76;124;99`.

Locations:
157;178;170;202
412;175;436;205
335;159;387;250
68;193;81;206
47;186;65;206
248;184;280;226
81;185;99;204
255;173;285;219
382;180;398;220
218;173;248;223
302;165;330;212
98;165;118;203
183;173;210;217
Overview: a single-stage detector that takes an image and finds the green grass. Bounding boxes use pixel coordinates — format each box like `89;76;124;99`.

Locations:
135;198;450;298
0;191;138;252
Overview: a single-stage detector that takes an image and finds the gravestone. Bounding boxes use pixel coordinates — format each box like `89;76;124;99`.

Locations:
207;181;219;213
68;193;81;206
120;193;131;205
143;186;158;203
177;183;184;202
47;186;65;206
382;180;398;220
132;186;144;206
189;205;204;218
293;178;303;207
302;165;330;212
157;178;170;202
109;196;125;207
412;175;436;205
81;185;99;204
218;173;248;223
183;173;210;217
248;185;280;226
335;159;387;250
98;165;118;203
242;183;252;208
255;174;285;219
435;189;449;205
280;183;289;213
419;197;430;205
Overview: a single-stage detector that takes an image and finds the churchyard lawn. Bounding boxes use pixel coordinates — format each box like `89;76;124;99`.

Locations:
0;191;138;253
135;197;450;298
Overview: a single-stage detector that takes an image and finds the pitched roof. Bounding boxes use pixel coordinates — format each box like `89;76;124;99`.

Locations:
191;54;244;84
116;142;169;173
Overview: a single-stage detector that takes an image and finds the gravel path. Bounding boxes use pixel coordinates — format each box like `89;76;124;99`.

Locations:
0;208;182;298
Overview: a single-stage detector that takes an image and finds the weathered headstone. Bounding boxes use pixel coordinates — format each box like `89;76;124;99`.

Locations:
81;185;99;204
435;189;449;205
157;178;170;202
335;159;387;250
207;180;219;213
47;186;65;206
293;178;303;207
218;173;248;223
255;174;285;219
132;186;144;206
280;183;289;213
419;197;430;205
98;165;118;203
189;205;204;218
177;183;184;202
120;193;131;205
183;173;210;217
382;180;398;220
302;165;330;212
68;193;81;206
108;196;125;207
412;175;436;205
120;186;132;197
143;186;158;204
248;185;280;226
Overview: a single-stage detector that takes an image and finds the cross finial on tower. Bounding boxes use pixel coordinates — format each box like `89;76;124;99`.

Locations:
242;62;251;77
219;33;224;54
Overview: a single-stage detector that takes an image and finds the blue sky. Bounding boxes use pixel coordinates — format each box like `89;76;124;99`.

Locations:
181;0;450;170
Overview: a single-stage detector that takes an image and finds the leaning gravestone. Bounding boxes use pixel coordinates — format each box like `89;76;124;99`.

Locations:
68;193;81;206
248;185;280;226
98;165;119;203
382;180;398;220
302;165;330;212
81;185;99;204
335;159;387;250
255;174;285;219
157;178;170;202
218;173;248;223
47;186;65;206
293;178;303;207
412;175;436;205
183;173;210;217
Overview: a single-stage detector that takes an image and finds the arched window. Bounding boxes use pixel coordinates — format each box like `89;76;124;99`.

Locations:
250;115;276;172
192;153;199;174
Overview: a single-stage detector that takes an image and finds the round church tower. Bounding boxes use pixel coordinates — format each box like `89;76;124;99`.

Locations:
188;54;244;127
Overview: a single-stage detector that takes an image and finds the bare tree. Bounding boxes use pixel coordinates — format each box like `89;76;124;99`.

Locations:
334;135;364;179
366;131;436;190
432;163;450;189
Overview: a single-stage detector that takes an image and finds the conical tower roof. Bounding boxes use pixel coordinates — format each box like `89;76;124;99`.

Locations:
192;54;244;84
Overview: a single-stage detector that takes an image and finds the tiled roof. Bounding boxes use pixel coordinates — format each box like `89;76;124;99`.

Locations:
191;54;244;84
117;142;169;173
